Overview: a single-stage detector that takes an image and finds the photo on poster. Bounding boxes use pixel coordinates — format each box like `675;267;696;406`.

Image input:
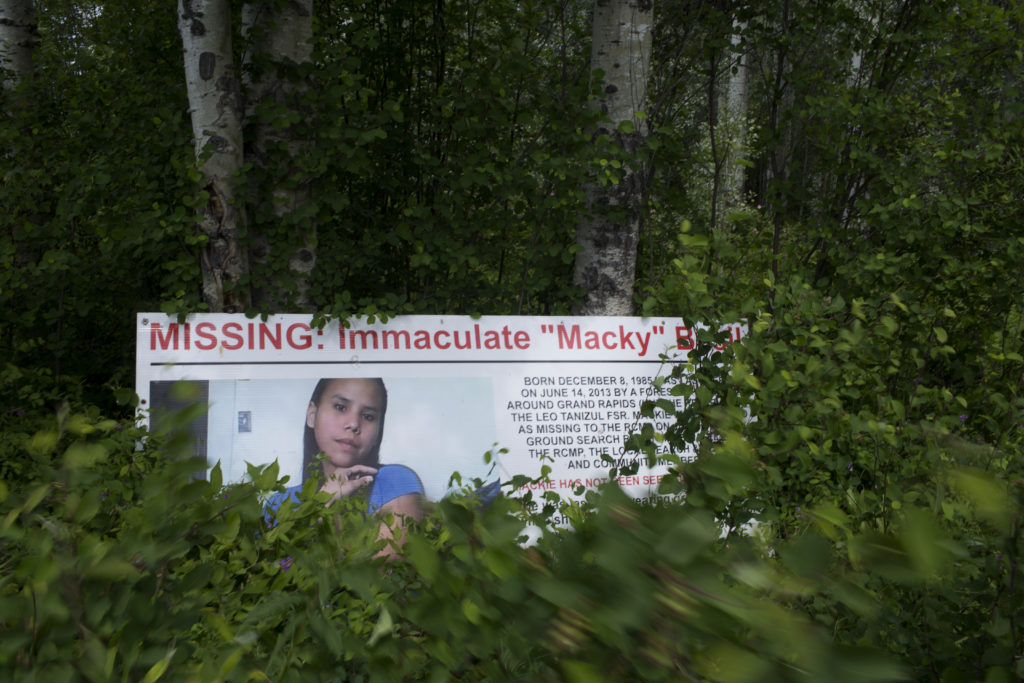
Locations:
149;376;498;501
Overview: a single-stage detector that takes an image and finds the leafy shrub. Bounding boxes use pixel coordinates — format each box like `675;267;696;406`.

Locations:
1;399;922;682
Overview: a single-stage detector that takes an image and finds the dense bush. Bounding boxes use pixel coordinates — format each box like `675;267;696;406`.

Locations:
2;381;1019;681
0;396;920;681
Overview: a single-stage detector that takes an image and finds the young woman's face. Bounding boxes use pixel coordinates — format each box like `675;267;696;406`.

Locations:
306;378;385;470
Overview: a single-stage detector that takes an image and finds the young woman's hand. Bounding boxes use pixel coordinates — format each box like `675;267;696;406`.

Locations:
320;465;377;504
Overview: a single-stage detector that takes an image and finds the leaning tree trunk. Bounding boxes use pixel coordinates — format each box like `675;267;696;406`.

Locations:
242;0;315;311
178;0;250;312
572;0;653;316
0;0;37;90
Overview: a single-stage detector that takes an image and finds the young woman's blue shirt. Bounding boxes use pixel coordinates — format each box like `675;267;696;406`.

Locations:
264;464;424;522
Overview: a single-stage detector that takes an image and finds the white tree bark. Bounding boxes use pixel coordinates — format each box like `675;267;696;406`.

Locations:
572;0;653;316
179;0;250;312
0;0;37;89
721;21;749;206
242;1;312;67
242;0;315;311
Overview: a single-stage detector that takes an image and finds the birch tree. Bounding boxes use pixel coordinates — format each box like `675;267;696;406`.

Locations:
177;0;314;312
0;0;36;89
242;0;315;311
178;0;249;312
720;20;749;207
571;0;653;316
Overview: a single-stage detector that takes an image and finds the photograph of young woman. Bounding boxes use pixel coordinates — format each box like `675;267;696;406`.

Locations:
265;377;425;556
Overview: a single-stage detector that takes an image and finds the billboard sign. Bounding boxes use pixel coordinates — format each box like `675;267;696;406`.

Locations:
136;314;742;513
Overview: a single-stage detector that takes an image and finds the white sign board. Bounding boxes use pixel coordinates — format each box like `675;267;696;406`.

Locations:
135;314;743;513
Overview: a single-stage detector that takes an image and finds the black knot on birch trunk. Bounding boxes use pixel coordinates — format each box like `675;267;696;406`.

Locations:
199;52;215;80
207;134;228;152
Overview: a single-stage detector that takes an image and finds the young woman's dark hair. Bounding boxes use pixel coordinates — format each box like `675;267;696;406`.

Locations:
301;378;388;481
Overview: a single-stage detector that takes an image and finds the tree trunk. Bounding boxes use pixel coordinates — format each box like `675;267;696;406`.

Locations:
178;0;250;312
242;0;315;311
0;0;37;89
572;0;653;316
721;20;748;207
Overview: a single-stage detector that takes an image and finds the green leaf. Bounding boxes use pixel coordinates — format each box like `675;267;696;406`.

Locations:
368;606;394;646
947;468;1011;529
140;648;176;683
209;461;223;490
406;535;440;582
561;660;608;683
461;598;482;625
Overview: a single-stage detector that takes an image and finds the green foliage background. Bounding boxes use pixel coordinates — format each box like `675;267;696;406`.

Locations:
1;0;1023;680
